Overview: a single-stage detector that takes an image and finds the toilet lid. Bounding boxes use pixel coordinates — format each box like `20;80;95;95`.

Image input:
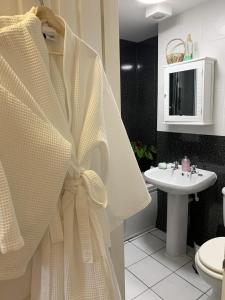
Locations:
198;237;225;275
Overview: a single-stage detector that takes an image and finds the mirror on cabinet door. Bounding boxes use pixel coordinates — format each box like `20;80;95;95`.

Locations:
163;57;215;125
169;69;196;116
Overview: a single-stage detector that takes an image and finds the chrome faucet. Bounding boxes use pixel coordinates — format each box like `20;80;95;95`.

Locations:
190;165;197;174
171;161;179;170
188;165;199;178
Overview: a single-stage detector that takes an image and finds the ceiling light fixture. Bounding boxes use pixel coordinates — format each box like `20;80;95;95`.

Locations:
121;64;134;71
138;0;165;4
146;3;172;22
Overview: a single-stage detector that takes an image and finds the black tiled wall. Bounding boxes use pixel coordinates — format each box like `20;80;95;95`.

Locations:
157;131;225;245
120;37;158;157
120;40;138;141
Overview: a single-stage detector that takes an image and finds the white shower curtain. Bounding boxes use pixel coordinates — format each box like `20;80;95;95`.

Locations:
0;0;103;57
0;1;125;300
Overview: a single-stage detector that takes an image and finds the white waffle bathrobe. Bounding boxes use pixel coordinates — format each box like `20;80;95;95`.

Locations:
0;11;151;300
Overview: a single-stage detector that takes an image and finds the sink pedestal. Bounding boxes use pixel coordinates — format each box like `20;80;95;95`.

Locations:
166;194;190;257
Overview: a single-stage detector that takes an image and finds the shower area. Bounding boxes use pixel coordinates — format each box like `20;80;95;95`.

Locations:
120;37;159;239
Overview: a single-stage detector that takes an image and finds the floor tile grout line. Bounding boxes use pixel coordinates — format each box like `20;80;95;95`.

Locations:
127;228;158;242
148;259;201;291
148;288;167;300
127;239;194;271
132;287;164;300
175;271;210;294
149;288;164;300
173;259;193;272
196;290;211;300
128;230;193;260
150;232;167;243
126;239;154;256
125;230;206;298
127;229;195;258
125;268;151;289
147;265;206;299
128;260;179;291
149;252;184;272
128;228;167;243
150;251;192;272
131;288;149;300
127;229;195;256
125;255;149;268
129;240;166;258
125;245;167;269
127;264;176;293
173;260;211;293
127;260;174;292
150;257;209;295
127;245;174;271
150;269;178;289
126;242;193;273
131;242;166;256
196;293;205;300
195;288;212;299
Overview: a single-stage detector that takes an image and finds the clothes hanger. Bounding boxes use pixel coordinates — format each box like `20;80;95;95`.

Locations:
34;1;65;37
32;0;64;55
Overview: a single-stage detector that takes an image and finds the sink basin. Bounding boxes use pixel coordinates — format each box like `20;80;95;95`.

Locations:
144;165;217;257
144;166;217;195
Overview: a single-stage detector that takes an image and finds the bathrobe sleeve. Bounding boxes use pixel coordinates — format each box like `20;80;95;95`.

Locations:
101;63;151;230
0;81;71;279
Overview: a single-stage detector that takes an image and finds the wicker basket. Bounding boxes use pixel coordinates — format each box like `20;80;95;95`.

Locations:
166;38;185;64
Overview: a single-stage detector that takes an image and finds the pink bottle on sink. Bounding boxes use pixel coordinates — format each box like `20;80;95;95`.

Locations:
182;156;191;172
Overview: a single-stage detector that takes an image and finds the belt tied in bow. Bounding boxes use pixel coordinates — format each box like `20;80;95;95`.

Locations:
49;168;108;264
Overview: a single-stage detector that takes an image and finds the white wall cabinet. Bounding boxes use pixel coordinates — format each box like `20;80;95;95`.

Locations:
163;57;215;125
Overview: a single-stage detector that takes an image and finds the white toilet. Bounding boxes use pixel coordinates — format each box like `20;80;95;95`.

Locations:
195;188;225;300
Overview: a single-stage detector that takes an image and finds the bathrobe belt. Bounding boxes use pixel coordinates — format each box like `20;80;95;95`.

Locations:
49;168;108;264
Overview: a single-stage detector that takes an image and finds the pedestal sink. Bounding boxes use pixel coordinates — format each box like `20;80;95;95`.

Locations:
144;166;217;257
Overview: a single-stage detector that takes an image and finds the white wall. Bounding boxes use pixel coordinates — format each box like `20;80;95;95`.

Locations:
158;0;225;136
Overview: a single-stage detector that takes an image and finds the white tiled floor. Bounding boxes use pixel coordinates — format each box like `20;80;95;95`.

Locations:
131;232;165;255
125;229;212;300
125;243;148;267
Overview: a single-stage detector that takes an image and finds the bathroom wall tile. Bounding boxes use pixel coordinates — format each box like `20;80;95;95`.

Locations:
125;269;148;300
124;242;148;267
152;273;203;300
135;289;161;300
128;256;172;287
176;262;211;293
131;233;165;255
151;248;192;272
211;89;225;135
201;0;225;42
120;37;158;169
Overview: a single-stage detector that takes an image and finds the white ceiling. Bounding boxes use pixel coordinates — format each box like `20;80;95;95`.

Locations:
119;0;209;42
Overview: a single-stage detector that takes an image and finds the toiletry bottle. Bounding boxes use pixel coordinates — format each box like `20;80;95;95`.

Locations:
184;34;193;61
182;156;191;172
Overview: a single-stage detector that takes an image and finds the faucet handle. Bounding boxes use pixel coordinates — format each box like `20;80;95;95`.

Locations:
171;161;179;170
191;164;197;173
174;161;179;168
